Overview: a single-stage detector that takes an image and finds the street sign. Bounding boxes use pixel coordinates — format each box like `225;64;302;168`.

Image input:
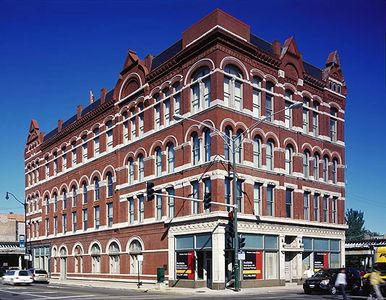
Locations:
19;234;25;248
238;251;245;261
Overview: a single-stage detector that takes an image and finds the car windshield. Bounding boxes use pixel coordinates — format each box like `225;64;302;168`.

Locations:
35;270;47;274
19;270;29;276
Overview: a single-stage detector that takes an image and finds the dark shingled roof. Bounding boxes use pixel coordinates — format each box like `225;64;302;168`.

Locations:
304;62;322;81
151;40;183;70
43;90;114;143
250;33;273;54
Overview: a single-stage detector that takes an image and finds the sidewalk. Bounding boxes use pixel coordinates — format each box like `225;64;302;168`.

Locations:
49;278;303;296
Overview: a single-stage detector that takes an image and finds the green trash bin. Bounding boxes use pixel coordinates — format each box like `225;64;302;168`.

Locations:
157;267;165;283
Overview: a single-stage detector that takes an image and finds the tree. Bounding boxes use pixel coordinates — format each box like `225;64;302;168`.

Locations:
345;209;366;241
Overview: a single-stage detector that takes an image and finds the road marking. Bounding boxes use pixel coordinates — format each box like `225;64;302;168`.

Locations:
45;295;96;299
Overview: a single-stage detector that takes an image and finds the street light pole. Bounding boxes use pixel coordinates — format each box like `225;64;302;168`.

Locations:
173;101;302;291
5;191;28;269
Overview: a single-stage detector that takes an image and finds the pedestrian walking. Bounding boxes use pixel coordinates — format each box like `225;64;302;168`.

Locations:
303;266;314;279
335;268;347;300
370;268;385;300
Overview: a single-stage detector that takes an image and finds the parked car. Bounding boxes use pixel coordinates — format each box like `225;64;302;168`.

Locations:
28;268;49;283
2;269;33;285
303;267;362;295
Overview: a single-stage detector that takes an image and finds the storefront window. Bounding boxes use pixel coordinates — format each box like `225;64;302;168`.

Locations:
196;234;211;249
265;252;278;279
330;253;340;268
244;234;263;249
264;235;278;250
303;238;312;251
330;240;340;251
314;239;329;251
176;236;194;250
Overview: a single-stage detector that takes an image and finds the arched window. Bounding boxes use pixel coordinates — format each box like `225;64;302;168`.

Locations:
106;120;113;151
128;158;134;184
82;182;88;204
91;243;101;274
94;177;100;201
323;156;329;182
74;245;83;273
224;126;233;161
62;189;67;209
138;155;144;181
72;185;77;207
266;141;274;171
45;196;50;214
235;129;243;163
191;67;211;113
332;159;338;184
265;82;275;121
224;65;243;110
129;240;143;275
284;90;294;128
54;193;58;212
313;154;320;180
109;242;120;274
253;137;262;168
330;108;338;142
167;143;175;173
285;146;293;174
192;133;200;165
155;147;162;176
106;172;113;197
204;129;211;162
303;151;310;178
303;97;310;133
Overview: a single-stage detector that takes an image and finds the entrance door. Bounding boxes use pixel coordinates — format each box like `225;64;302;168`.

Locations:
206;258;212;288
285;253;292;282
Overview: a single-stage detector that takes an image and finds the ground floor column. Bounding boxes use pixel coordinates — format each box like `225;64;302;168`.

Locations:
212;224;225;289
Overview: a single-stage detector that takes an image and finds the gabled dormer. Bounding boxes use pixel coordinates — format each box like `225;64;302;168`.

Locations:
280;36;305;83
25;119;44;157
323;50;346;96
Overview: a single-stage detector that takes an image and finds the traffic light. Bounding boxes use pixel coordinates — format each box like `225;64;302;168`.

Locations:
146;181;155;201
226;211;234;249
238;234;246;249
203;192;211;210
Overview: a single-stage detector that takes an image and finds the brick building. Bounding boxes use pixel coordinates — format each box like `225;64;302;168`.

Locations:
24;9;347;289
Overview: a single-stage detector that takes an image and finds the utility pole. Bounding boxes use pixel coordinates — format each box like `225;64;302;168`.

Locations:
232;136;240;291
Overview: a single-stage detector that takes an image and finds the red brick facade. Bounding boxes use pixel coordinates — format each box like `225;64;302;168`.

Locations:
25;9;347;289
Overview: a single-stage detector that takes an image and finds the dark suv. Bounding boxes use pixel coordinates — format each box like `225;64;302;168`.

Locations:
303;267;362;295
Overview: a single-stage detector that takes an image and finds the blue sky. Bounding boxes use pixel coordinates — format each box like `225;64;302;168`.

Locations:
0;0;385;233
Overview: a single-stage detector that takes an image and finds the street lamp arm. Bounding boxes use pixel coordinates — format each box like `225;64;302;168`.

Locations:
5;191;25;207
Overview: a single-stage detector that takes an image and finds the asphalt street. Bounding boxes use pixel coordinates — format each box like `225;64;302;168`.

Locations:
0;283;375;300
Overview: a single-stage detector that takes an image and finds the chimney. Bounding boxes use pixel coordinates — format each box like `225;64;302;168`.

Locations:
76;105;83;120
144;54;154;71
272;40;281;58
58;119;63;132
89;90;95;103
100;88;107;104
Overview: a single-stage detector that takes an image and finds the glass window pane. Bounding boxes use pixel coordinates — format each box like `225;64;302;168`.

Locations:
264;235;278;250
313;238;329;251
244;234;263;249
330;253;340;268
330;240;340;251
303;238;312;251
176;236;194;250
195;234;212;249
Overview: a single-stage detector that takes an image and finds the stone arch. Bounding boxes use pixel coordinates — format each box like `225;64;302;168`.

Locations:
283;83;297;94
118;72;142;100
101;165;117;179
106;238;122;253
301;142;313;153
250;68;266;80
220;56;249;81
170;74;183;86
134;147;147;159
72;242;85;256
149;140;164;156
88;240;103;255
183;124;201;144
265;74;279;85
126;236;145;253
265;132;280;148
184;58;215;85
163;135;179;149
90;170;102;181
283;137;299;153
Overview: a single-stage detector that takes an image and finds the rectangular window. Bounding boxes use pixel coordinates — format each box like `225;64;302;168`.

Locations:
265;252;278;279
234;80;242;110
106;123;113;151
286;189;292;218
323;196;329;222
72;143;77;166
265;94;273;121
313;111;319;137
223;77;230;106
62;215;67;233
131;116;136;138
167;187;175;218
330;115;337;142
123;116;129;144
107;203;113;227
138;195;145;223
254;183;262;216
139;113;144;136
266;185;274;216
128;198;134;224
164;99;170;126
72;212;77;232
285;101;292;127
174;92;180;115
45;218;49;236
304;192;310;220
192;84;200;112
82;137;88;161
54;217;57;235
93;128;100;156
94;206;100;229
82;209;88;231
155;104;161;129
203;178;211;213
62;151;67;171
313;194;319;221
192;181;199;214
53;153;58;175
252;88;261;117
236;179;242;213
156;193;162;220
303;108;309;133
332;197;337;223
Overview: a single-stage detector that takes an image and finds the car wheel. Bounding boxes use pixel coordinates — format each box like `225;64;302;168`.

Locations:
330;286;337;295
